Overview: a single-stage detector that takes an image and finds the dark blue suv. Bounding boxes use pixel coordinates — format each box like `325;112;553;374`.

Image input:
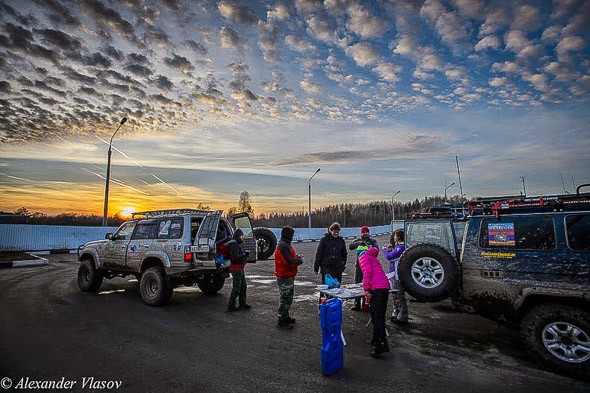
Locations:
398;188;590;379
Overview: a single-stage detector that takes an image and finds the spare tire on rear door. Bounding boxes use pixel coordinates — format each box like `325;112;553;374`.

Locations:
397;243;460;302
253;227;277;260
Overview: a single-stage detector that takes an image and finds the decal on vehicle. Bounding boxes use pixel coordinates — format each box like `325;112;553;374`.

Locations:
173;242;182;251
158;220;171;236
480;251;516;259
488;223;515;246
128;244;140;257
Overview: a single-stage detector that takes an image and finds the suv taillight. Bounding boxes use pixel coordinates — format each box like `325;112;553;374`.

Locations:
184;253;192;262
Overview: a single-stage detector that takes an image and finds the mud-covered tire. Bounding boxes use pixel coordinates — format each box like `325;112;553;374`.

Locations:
521;303;590;379
197;273;225;294
397;243;459;302
254;227;277;260
140;267;173;306
77;259;104;292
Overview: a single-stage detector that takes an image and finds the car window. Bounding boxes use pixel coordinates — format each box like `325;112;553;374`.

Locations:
133;221;157;240
233;215;253;238
191;219;202;241
479;215;556;250
157;219;183;239
113;222;136;241
566;214;590;251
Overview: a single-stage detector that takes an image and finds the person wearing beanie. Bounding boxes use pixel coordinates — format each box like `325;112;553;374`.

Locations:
348;226;378;310
314;222;347;305
274;226;304;329
359;246;391;358
226;228;251;312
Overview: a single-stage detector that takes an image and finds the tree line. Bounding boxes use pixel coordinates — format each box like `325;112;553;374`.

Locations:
0;193;465;228
251;195;464;228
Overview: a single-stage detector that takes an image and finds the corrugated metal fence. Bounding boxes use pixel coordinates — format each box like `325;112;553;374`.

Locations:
0;224;392;252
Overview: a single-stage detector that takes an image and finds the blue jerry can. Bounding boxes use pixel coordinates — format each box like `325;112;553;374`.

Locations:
319;298;343;375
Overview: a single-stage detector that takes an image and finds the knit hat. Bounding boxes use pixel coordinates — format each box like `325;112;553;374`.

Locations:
233;228;244;241
360;226;370;234
356;244;368;256
329;222;341;231
281;226;295;242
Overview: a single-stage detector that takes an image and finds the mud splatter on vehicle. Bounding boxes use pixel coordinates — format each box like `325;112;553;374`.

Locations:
398;186;590;379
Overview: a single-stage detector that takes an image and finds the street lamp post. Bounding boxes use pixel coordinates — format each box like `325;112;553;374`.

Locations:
308;168;320;228
391;190;400;221
102;117;128;226
444;181;455;203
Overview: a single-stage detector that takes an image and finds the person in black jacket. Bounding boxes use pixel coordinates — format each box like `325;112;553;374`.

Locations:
226;228;251;312
314;222;347;304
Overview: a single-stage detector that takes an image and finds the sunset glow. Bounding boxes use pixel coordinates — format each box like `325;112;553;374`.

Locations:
1;1;588;216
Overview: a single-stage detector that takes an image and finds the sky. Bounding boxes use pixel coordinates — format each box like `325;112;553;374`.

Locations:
0;0;589;218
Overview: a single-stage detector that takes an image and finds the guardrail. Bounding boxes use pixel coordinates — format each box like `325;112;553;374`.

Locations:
0;224;392;252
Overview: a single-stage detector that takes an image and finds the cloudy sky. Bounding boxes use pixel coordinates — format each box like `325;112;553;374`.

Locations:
1;0;589;218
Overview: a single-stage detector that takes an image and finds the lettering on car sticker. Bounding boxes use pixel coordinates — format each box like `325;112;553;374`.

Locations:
480;251;516;259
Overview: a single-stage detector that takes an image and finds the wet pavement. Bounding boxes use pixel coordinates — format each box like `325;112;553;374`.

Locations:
1;235;588;392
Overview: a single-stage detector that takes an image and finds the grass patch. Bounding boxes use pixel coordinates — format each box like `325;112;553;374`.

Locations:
0;251;36;263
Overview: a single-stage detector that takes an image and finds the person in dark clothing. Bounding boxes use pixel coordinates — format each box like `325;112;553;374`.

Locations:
274;226;304;329
314;222;347;281
226;228;251;312
348;226;378;310
314;222;347;304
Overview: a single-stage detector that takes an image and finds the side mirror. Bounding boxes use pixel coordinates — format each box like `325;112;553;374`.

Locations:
105;233;113;240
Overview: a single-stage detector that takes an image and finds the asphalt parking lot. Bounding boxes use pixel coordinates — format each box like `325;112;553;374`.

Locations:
1;234;589;392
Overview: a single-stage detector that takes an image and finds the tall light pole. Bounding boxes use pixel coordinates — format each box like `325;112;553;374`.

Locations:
520;176;527;197
102;117;128;226
391;190;400;221
444;181;455;203
308;168;320;228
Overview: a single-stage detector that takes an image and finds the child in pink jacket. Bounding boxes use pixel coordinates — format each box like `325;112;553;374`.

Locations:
358;246;390;358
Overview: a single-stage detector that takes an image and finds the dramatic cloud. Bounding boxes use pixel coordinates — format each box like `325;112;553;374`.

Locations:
0;0;588;216
218;1;258;26
346;3;387;38
475;35;501;51
345;42;380;67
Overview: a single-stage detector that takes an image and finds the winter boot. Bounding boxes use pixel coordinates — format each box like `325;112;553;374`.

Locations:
277;317;294;329
284;316;296;324
375;338;390;354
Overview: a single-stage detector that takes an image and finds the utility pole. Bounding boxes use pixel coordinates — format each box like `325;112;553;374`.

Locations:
102;117;128;226
391;191;400;221
444;181;455;203
308;168;320;228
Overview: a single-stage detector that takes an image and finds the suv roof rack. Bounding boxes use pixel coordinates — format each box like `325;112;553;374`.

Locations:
469;184;590;218
132;209;212;218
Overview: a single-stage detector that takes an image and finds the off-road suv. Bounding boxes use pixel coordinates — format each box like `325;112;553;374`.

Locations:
397;187;590;378
77;209;259;306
